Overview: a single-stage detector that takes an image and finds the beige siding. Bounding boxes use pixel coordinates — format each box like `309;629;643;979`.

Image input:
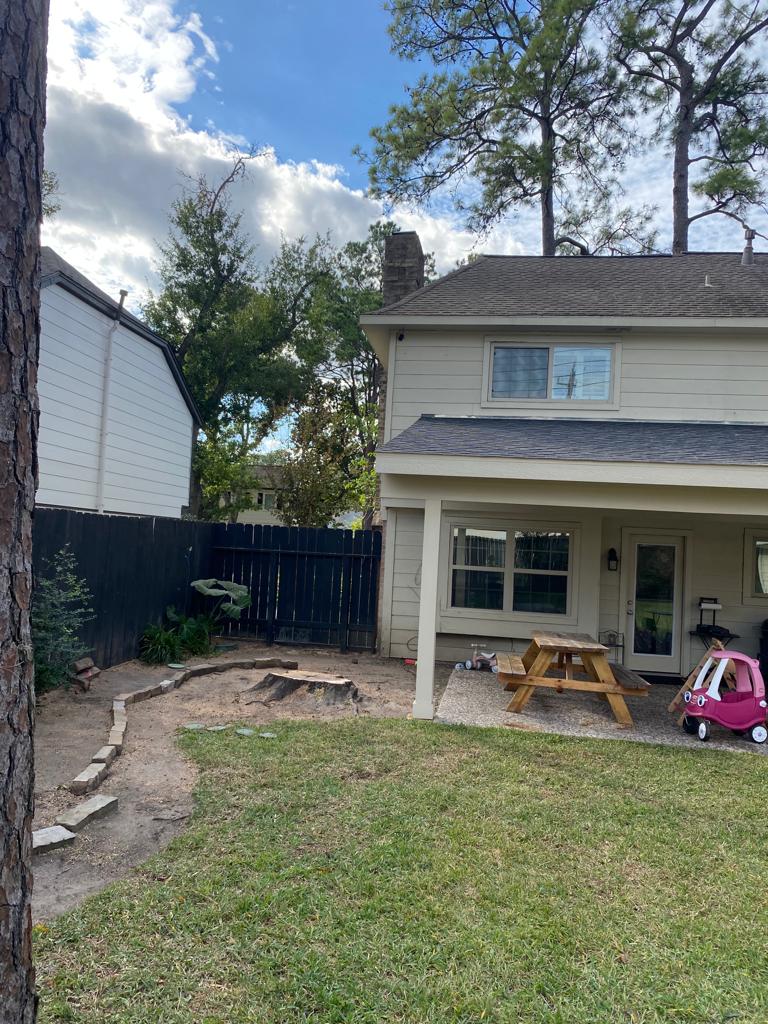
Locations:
383;501;768;674
389;330;768;438
37;284;193;518
598;512;766;672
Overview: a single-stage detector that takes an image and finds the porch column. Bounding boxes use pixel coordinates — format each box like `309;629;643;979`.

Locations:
413;498;442;720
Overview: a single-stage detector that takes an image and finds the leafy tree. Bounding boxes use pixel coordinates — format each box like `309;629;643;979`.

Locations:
42;168;61;218
359;0;647;255
611;0;768;253
144;162;333;519
275;222;433;527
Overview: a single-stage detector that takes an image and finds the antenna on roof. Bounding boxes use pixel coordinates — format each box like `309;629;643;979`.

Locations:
742;226;756;266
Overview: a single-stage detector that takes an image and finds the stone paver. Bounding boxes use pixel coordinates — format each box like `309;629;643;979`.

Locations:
33;826;76;854
92;745;117;766
69;761;109;795
56;794;118;833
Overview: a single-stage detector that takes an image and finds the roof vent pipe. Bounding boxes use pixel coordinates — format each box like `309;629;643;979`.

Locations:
96;289;128;513
742;226;756;266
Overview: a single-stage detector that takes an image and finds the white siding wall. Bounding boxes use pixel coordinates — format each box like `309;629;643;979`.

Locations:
388;330;768;438
37;285;193;518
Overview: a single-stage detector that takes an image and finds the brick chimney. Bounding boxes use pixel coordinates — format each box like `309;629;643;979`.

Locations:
382;231;425;307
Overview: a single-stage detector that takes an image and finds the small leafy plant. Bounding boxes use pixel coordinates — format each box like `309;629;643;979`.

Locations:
32;546;94;692
139;623;183;665
190;579;251;623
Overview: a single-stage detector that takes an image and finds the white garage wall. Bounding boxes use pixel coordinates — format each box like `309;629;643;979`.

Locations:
37;284;193;518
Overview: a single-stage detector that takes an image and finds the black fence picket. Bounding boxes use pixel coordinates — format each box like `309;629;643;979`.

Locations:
33;509;381;668
210;523;381;651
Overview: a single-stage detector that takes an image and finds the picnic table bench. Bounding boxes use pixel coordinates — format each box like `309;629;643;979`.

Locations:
496;631;650;729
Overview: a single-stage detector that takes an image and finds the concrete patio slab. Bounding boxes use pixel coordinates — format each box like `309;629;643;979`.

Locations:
436;668;768;755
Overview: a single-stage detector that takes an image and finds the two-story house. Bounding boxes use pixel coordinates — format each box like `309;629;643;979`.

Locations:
361;232;768;719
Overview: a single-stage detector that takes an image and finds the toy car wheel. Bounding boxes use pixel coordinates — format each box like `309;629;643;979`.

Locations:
698;721;711;742
682;716;698;735
750;724;768;744
464;660;473;670
454;662;465;671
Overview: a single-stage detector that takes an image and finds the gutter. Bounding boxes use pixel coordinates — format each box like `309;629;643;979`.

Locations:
95;289;128;513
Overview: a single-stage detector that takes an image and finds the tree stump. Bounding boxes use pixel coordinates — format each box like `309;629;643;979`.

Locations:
244;670;361;707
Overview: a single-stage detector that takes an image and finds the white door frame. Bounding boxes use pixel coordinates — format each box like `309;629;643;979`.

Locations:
619;527;692;675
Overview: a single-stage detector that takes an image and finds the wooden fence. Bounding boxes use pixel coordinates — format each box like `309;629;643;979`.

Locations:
33;510;381;667
33;508;214;667
210;523;381;652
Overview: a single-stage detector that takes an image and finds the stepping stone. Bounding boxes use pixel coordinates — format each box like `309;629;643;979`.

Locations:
168;663;186;669
33;826;76;854
182;723;205;731
56;794;118;833
236;728;255;737
206;725;228;732
258;732;277;740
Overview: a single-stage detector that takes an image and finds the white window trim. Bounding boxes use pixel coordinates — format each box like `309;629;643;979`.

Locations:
481;336;622;410
742;527;768;604
440;516;580;624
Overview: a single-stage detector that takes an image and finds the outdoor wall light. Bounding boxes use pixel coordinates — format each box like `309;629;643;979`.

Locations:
607;548;619;572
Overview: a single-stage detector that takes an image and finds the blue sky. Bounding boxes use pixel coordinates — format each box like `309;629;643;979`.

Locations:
177;1;417;189
42;0;767;304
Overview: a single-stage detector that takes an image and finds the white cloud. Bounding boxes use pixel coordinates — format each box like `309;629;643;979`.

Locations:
43;0;767;311
42;0;540;305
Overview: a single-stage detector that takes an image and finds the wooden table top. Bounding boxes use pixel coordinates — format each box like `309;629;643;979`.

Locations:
530;630;608;654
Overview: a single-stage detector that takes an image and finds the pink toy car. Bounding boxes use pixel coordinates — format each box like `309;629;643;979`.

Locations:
682;649;768;744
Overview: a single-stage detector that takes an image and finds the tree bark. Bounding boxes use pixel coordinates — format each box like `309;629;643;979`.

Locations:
672;75;694;255
540;118;556;256
0;2;48;1021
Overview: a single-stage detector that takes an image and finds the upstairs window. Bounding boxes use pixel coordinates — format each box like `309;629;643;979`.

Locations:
490;343;614;402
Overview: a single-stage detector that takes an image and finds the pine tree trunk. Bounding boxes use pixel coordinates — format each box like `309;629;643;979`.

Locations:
540;118;556;256
672;78;694;256
0;2;48;1021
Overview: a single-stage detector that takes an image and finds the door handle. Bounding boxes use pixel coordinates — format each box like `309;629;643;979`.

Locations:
626;601;634;616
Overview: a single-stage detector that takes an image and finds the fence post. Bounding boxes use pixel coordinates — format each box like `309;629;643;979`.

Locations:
265;550;279;645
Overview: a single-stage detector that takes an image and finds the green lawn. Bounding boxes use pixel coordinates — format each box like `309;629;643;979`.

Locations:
37;719;768;1023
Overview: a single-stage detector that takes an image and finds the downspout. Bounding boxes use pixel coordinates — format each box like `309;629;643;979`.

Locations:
96;289;128;513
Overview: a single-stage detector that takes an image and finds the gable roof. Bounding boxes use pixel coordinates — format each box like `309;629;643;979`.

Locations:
40;246;201;425
364;252;768;320
379;414;768;466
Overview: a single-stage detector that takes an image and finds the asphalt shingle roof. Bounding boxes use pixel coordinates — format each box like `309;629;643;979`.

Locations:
369;253;768;319
379;415;768;466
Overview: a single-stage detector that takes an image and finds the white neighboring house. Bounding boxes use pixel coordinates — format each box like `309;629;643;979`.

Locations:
38;247;200;518
362;232;768;719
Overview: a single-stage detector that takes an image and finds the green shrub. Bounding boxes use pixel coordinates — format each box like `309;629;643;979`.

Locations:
167;608;214;656
32;546;94;692
140;608;215;664
139;623;183;664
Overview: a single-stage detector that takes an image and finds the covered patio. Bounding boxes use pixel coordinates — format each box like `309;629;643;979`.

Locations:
376;418;768;726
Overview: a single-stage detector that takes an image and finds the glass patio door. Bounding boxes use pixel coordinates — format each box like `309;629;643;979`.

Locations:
625;535;684;674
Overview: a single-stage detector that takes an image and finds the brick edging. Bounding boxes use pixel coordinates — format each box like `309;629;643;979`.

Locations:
33;657;298;853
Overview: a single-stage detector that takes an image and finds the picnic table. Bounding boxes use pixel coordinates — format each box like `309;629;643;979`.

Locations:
496;630;651;729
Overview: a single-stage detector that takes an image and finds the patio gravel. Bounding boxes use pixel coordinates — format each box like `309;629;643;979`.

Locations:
436;668;768;755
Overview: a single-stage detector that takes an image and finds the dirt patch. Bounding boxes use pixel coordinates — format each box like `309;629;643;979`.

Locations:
32;642;452;921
